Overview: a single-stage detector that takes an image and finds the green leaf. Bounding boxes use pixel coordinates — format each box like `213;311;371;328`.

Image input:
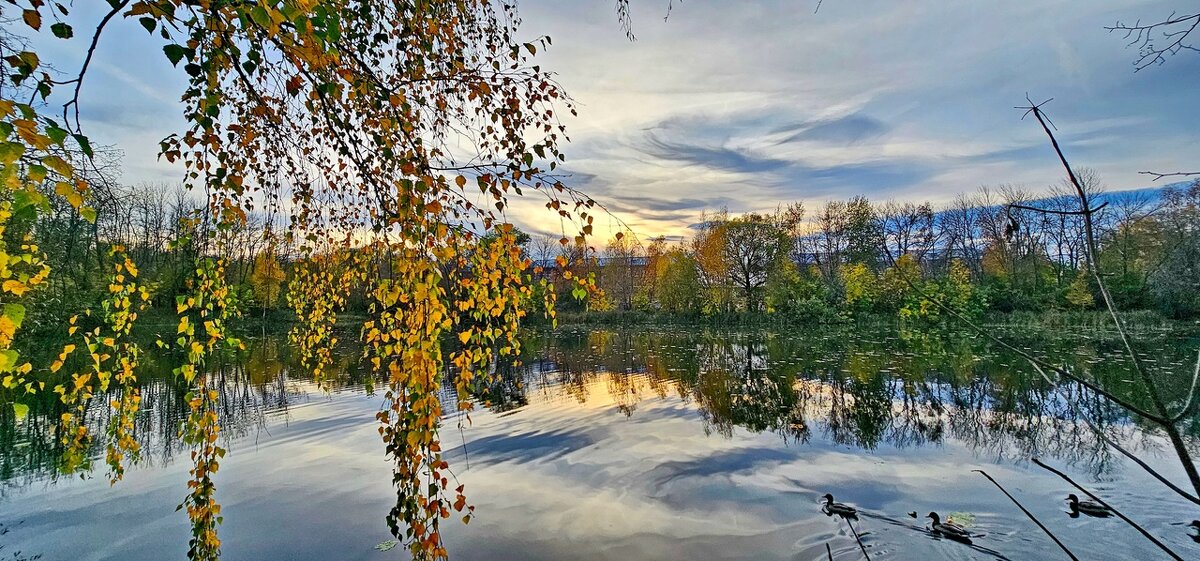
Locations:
27;164;47;183
0;141;25;165
139;17;156;34
250;6;271;27
11;189;47;211
163;44;186;66
73;133;93;158
4;303;27;328
50;22;73;39
12;402;28;420
0;350;18;372
79;206;97;223
46;125;67;146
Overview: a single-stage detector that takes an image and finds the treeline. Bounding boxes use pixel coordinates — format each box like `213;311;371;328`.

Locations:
11;176;292;335
12;171;1199;336
543;174;1200;322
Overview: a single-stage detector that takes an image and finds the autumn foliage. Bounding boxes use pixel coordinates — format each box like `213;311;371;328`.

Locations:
1;1;594;560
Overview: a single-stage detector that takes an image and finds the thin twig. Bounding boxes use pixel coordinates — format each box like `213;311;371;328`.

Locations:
1170;348;1200;422
1139;170;1200;181
844;518;871;561
1019;98;1200;497
1009;201;1108;216
62;0;130;134
973;469;1079;560
1083;417;1200;506
1106;13;1200;71
1032;458;1185;561
826;542;834;561
1028;362;1200;506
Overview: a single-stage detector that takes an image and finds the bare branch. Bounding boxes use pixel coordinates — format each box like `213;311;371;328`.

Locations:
1171;348;1200;423
616;0;636;41
61;0;130;134
1107;12;1200;71
1029;362;1200;506
973;470;1078;561
1032;458;1185;561
1139;170;1200;182
1009;201;1108;216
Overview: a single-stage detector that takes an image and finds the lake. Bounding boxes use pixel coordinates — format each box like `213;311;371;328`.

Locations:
2;323;1199;560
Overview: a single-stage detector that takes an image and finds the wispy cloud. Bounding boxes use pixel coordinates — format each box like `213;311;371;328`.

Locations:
65;0;1200;241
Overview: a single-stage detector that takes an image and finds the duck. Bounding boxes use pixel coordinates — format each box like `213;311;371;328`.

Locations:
820;493;858;518
1066;494;1112;517
927;512;973;542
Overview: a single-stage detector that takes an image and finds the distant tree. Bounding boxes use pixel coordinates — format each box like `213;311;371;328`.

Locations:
692;211;732;314
844;196;881;269
637;236;668;309
601;233;642;310
879;253;921;313
656;250;701;313
813;200;848;281
880;200;936;265
1064;269;1095;310
722;214;786;312
1148;181;1200;317
840;262;878;313
250;245;286;312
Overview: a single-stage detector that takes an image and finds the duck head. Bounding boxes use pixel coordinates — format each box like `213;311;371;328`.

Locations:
1065;494;1080;504
927;512;941;524
822;493;834;504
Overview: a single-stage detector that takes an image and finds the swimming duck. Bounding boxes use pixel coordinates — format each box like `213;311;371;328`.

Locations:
821;494;858;517
927;512;972;542
1066;494;1112;517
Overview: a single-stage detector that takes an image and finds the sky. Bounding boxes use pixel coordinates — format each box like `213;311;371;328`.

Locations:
45;0;1200;241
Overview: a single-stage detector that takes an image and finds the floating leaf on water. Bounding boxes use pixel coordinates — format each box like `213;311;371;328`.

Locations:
947;512;976;527
375;540;399;552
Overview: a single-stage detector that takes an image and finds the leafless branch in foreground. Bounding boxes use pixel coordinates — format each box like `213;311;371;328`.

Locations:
1015;97;1200;498
973;470;1078;561
1139;170;1200;182
1107;12;1200;71
1028;362;1200;507
1032;458;1184;561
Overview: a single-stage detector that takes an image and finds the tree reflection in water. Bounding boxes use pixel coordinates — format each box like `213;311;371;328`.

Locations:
2;324;1196;495
486;326;1198;480
0;335;348;493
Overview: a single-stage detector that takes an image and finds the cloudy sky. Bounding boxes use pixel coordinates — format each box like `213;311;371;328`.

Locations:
54;0;1200;240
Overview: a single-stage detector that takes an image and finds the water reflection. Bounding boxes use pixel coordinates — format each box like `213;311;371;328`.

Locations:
2;324;1198;560
492;326;1198;479
1;337;311;493
6;325;1193;489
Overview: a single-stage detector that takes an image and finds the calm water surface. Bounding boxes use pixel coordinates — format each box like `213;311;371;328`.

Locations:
2;324;1199;560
